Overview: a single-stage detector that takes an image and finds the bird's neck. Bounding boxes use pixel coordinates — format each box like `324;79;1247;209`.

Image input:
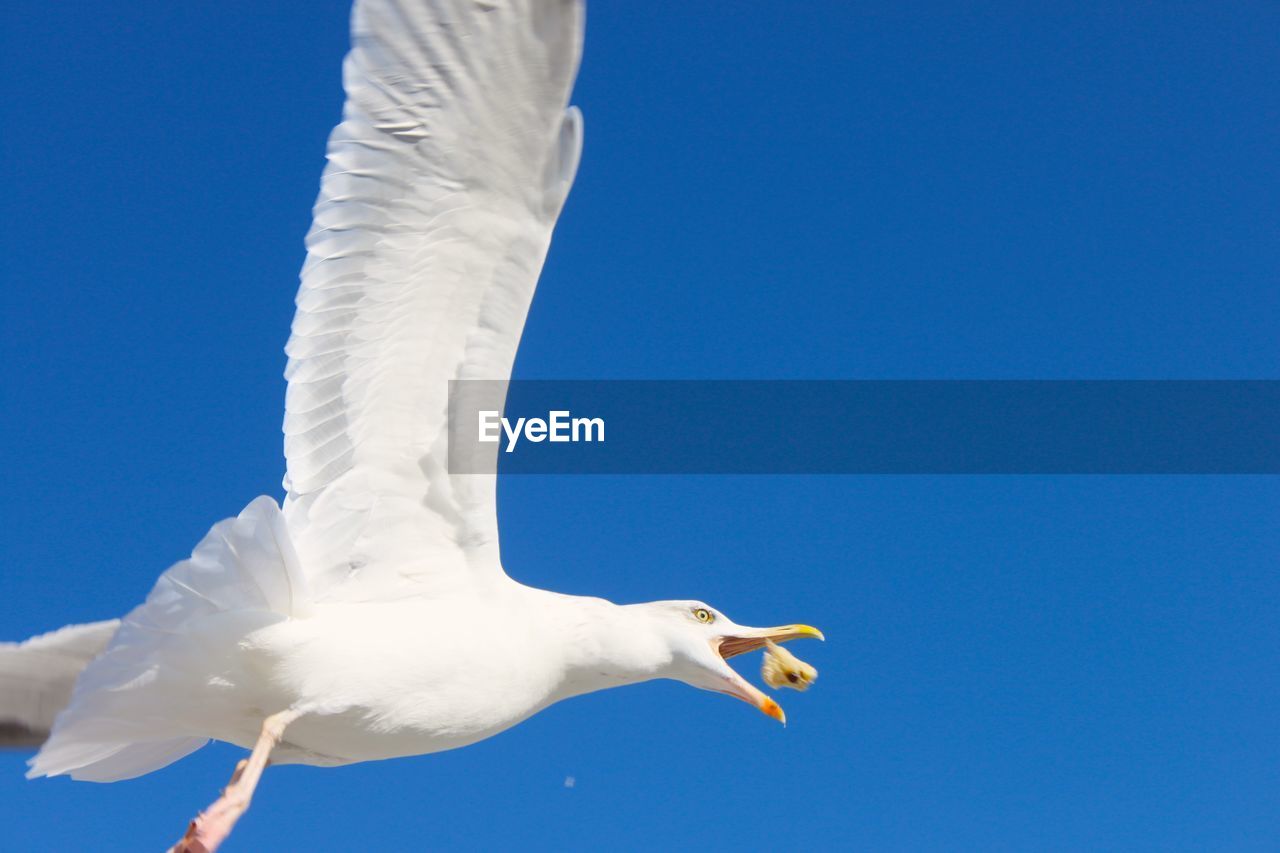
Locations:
550;596;672;700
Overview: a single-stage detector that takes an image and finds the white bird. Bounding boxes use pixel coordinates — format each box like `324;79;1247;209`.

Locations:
1;1;823;849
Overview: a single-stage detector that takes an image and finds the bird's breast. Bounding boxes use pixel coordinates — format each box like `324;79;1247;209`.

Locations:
245;599;569;763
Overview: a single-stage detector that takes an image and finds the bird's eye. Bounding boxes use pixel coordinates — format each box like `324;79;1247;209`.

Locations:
693;608;714;624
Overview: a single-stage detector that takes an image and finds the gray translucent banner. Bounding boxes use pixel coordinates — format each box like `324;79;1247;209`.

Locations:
447;380;1279;474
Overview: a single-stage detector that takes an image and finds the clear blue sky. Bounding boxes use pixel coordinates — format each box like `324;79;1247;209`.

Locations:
2;1;1278;850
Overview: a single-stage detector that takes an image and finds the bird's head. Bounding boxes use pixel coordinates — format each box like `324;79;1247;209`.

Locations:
644;600;823;725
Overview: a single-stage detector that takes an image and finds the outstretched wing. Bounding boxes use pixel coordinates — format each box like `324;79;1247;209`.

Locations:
282;0;584;602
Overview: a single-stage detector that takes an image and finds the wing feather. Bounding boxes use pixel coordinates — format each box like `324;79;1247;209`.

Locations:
282;0;584;602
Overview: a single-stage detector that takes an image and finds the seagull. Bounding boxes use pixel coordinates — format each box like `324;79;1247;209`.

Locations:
0;1;823;849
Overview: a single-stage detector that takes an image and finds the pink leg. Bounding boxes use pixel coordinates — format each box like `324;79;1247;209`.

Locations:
169;709;301;853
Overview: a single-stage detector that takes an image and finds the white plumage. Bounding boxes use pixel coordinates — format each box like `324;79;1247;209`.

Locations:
5;2;820;848
283;0;582;602
0;621;119;748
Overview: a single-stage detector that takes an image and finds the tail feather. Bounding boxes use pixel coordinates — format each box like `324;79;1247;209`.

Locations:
0;620;120;747
26;496;305;782
31;734;207;783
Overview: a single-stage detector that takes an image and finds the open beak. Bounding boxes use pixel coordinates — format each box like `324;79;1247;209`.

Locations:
709;624;824;725
717;624;825;660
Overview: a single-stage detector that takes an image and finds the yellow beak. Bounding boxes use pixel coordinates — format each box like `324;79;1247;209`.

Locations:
717;624;825;660
711;624;824;724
